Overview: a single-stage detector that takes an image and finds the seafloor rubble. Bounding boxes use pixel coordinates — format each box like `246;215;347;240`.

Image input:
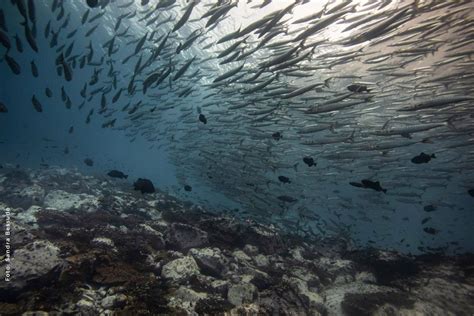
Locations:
0;166;473;315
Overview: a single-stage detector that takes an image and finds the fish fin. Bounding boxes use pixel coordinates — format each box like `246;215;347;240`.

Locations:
382;120;391;130
324;78;331;88
447;115;457;131
347;130;355;143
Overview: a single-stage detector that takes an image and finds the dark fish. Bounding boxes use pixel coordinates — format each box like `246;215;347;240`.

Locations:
133;178;155;194
27;0;36;24
184;185;192;192
84;158;94;166
86;0;99;8
199;113;207;124
0;102;7;113
349;181;364;188
58;54;72;81
4;54;20;75
0;30;11;50
44;20;51;38
303;156;316;167
278;176;291;184
64;146;69;154
421;217;432;225
68;126;74;134
278;195;298;203
468;189;474;197
361;179;387;193
347;84;370;93
82;9;90;24
423;204;436;212
14;34;23;52
0;9;7;32
21;21;38;52
173;1;196;32
423;227;439;235
30;60;38;77
272;132;282;140
141;0;149;5
107;170;128;179
31;95;43;112
411;152;436;164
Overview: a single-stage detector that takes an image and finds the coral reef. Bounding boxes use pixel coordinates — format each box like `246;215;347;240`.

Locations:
0;166;473;315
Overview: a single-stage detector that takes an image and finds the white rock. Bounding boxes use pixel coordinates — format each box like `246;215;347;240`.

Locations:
168;286;207;313
43;190;98;211
161;256;200;283
101;294;127;309
92;237;115;248
16;205;42;226
233;250;251;262
253;254;269;267
227;283;257;306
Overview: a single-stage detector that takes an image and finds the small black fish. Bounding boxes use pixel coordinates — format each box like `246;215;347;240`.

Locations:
421;217;432;225
278;195;297;203
45;87;53;98
68;126;74;134
468;189;474;197
184;185;192;192
361;179;387;193
107;170;128;179
272;132;282;140
133;178;155;194
303;156;316;167
84;158;94;166
64;146;69;154
423;204;436;212
199;113;207;124
423;227;439;235
86;0;99;8
411;152;435;164
31;60;38;77
278;176;291;184
349;181;364;188
347;84;370;93
0;102;7;113
32;95;43;112
5;54;21;75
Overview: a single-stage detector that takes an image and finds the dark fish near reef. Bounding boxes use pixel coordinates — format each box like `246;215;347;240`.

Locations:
350;180;387;193
84;158;94;166
411;152;435;164
347;84;370;93
199;114;207;124
423;227;439;235
107;170;128;179
272;132;282;140
278;176;291;184
361;179;387;193
0;102;7;113
424;204;436;212
133;178;155;194
278;195;298;203
184;185;192;192
303;156;316;167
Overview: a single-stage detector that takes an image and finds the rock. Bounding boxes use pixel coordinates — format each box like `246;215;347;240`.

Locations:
189;247;227;278
168;286;207;314
0;240;63;296
91;237;116;251
284;276;324;311
168;223;208;250
161;256;200;283
233;250;251;262
133;178;155;194
101;294;128;309
253;254;269;268
243;244;259;256
43;190;98;211
19;184;45;203
15;205;42;226
227;283;257;306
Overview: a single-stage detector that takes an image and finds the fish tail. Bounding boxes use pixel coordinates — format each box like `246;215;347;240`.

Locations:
431;154;436;159
293;163;299;172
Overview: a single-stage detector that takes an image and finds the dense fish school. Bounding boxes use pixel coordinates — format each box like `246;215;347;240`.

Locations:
0;0;473;254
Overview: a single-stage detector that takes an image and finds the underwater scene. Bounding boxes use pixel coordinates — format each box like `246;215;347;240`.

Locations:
0;0;473;314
